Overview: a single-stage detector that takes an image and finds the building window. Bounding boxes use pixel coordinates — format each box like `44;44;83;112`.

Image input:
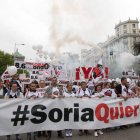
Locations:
133;30;136;34
124;30;127;34
132;24;136;28
110;51;113;56
123;25;127;29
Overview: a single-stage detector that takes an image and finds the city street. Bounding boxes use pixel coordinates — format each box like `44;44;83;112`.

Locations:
0;0;140;140
0;125;140;140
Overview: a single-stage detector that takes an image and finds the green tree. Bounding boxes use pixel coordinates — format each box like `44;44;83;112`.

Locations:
0;50;14;75
0;50;30;77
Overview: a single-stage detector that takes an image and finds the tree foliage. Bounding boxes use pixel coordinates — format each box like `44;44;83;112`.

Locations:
0;50;29;77
0;50;14;75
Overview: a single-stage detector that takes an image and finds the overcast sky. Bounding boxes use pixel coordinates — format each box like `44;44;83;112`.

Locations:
0;0;139;61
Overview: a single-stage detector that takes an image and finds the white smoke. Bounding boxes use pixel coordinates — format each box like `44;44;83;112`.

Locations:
32;0;103;71
48;0;101;54
32;45;48;60
118;52;136;70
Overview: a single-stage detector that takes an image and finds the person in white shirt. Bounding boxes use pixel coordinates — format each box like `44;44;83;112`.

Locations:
5;82;24;140
115;77;128;99
87;78;95;93
103;82;117;98
25;82;40;99
46;77;64;140
25;81;40;140
72;81;79;94
36;80;48;137
63;83;75;137
91;83;104;137
36;80;48;98
46;77;63;99
76;81;91;98
77;81;91;136
63;83;75;98
92;83;104;98
5;82;24;99
121;85;128;97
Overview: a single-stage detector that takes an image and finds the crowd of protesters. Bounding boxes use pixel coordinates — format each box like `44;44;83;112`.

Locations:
0;74;140;140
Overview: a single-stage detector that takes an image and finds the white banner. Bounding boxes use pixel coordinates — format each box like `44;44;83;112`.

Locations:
14;61;50;70
1;70;12;81
19;78;30;84
0;98;140;136
14;60;68;80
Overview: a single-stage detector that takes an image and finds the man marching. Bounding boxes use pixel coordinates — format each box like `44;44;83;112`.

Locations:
46;77;64;140
5;82;24;140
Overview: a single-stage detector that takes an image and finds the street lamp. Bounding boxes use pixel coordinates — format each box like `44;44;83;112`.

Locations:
14;43;25;52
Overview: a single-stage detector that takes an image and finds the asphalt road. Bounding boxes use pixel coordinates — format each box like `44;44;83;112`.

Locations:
1;124;140;140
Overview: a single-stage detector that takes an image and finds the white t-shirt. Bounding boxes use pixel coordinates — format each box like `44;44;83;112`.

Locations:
103;88;117;98
25;91;39;99
5;90;24;98
72;85;79;93
52;87;60;97
92;91;104;98
63;91;75;97
36;87;47;98
76;88;91;97
121;85;128;97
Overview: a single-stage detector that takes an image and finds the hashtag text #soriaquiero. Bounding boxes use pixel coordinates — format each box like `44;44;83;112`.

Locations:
23;102;139;124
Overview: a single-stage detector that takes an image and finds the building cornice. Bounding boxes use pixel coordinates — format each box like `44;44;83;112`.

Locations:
103;33;140;48
115;19;139;29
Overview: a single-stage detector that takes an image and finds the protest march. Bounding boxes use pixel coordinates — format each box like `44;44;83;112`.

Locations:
0;60;140;140
1;1;140;140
